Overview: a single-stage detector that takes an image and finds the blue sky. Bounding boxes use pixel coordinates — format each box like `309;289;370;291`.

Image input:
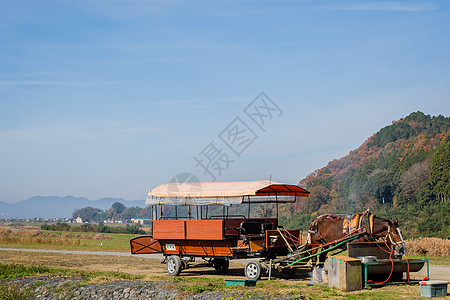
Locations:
1;0;449;203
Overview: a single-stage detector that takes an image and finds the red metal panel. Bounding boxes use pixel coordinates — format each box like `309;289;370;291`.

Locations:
153;220;185;239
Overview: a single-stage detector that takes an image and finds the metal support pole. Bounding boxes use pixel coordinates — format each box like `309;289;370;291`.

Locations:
276;192;278;220
268;260;272;281
364;264;368;287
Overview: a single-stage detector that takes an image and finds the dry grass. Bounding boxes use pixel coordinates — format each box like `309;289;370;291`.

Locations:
405;237;449;257
302;231;449;257
0;226;11;235
0;226;112;247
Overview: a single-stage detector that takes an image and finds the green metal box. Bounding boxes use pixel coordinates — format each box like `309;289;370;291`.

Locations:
224;279;257;286
420;280;448;298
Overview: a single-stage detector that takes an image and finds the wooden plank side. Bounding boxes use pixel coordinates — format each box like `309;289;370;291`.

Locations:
130;236;162;254
160;239;234;257
186;219;224;240
153;220;185;239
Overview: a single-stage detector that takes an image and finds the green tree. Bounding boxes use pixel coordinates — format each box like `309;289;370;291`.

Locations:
72;207;101;222
430;135;450;202
111;202;127;214
121;206;142;220
365;171;394;204
306;186;330;211
416;181;437;207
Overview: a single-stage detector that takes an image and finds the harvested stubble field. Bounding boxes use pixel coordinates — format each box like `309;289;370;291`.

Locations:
0;226;132;251
1;225;449;299
405;237;450;257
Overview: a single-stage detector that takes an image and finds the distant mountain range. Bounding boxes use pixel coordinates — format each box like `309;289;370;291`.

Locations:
0;196;146;219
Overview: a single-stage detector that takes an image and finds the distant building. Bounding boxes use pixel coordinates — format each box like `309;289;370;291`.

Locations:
131;218;152;225
76;217;83;224
104;219;124;224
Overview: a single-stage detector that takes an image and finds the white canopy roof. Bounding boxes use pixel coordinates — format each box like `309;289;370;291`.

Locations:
145;180;309;206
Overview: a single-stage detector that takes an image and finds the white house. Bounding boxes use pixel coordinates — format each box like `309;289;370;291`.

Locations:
131;218;152;225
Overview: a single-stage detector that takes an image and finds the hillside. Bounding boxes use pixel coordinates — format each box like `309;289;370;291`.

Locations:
281;112;449;238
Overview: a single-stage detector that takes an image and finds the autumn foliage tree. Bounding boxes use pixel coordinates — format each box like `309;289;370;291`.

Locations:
290;111;449;238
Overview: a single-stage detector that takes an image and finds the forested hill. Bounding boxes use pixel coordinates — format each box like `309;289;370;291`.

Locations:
282;112;449;238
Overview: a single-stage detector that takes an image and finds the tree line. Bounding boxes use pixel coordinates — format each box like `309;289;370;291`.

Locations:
41;222;145;234
72;202;151;223
282;112;449;238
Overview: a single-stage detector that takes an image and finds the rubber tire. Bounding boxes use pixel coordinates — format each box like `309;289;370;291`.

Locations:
167;255;182;276
245;261;262;280
212;258;229;274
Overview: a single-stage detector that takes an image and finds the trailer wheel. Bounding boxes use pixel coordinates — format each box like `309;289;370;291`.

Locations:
245;261;262;280
212;258;229;274
167;255;182;276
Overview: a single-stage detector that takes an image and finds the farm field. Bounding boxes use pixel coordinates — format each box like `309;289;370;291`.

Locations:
0;250;449;299
1;224;449;256
1;225;449;299
0;225;137;252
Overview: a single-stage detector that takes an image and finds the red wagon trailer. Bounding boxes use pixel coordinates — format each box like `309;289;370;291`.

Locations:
130;180;310;279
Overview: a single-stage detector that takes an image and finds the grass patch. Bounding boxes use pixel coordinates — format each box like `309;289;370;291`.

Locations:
0;263;52;279
0;262;143;282
0;262;144;300
0;283;35;300
404;254;449;266
180;282;221;293
168;277;225;294
223;279;429;300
